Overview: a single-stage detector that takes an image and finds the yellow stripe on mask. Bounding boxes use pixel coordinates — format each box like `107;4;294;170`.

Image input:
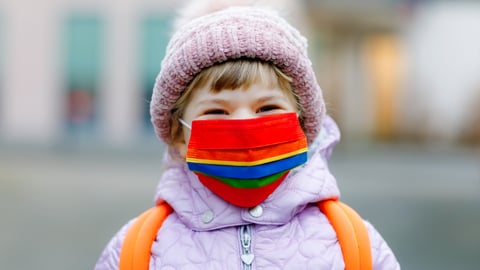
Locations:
186;147;308;166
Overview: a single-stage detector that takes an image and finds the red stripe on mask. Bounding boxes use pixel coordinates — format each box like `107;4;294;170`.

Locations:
188;112;304;149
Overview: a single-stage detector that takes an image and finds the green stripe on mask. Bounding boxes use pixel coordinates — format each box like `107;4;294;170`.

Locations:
195;170;289;189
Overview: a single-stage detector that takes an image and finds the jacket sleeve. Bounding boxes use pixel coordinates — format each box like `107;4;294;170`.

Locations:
93;220;134;270
365;221;401;270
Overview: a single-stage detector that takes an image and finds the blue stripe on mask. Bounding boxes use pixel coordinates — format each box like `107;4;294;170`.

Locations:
187;152;307;179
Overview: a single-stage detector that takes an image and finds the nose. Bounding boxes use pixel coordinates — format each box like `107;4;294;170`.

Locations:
230;108;256;120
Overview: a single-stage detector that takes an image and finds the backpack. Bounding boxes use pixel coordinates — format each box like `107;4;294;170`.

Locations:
119;199;372;270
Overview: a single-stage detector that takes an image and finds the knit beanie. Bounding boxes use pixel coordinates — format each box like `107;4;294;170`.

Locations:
150;6;325;144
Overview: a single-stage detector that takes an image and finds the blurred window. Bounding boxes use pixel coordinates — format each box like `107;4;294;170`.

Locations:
140;14;171;133
63;14;104;139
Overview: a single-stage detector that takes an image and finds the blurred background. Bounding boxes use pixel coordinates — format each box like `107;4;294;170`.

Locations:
0;0;479;269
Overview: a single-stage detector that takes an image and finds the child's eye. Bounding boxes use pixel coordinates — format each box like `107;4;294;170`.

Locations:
257;105;281;113
204;109;228;115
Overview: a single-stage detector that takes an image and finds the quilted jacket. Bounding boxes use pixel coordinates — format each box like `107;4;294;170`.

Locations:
94;116;400;270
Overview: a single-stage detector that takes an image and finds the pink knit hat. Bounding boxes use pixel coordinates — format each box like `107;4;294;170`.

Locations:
150;6;325;144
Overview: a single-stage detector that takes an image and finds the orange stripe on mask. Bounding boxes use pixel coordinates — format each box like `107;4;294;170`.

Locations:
186;137;307;163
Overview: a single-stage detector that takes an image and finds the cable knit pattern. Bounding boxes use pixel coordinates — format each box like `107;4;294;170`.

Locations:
94;117;400;270
150;7;325;144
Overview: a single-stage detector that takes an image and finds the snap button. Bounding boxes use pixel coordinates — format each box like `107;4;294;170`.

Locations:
202;210;214;224
249;205;263;218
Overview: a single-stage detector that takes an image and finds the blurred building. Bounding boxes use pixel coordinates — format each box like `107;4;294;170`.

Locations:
0;0;479;147
304;1;480;144
303;0;412;141
0;0;178;147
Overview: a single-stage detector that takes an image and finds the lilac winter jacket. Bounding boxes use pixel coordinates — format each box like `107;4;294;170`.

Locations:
94;116;400;270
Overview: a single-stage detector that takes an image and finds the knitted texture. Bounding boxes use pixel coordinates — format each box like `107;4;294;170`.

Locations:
150;6;325;144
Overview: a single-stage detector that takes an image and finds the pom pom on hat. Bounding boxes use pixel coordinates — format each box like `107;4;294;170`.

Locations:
172;0;300;31
150;4;325;144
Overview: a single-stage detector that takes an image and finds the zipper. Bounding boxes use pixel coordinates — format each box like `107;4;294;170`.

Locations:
239;225;254;270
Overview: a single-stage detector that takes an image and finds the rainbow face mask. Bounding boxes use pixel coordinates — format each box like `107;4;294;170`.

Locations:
183;112;308;208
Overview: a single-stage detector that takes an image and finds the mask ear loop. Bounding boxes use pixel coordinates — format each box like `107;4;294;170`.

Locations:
178;118;191;130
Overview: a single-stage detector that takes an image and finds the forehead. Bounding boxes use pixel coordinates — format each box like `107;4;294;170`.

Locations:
192;59;291;92
191;81;291;103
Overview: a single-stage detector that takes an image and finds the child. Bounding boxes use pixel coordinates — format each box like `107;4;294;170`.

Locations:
94;4;400;270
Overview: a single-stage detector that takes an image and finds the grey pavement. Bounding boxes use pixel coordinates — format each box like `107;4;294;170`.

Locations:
1;142;479;270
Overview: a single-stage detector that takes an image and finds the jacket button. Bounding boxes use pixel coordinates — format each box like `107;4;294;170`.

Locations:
202;210;214;224
249;205;263;218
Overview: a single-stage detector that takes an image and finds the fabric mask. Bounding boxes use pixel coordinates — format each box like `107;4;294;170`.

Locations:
183;112;308;207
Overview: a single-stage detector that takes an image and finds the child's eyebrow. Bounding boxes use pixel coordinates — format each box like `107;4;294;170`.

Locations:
257;95;289;103
259;96;279;101
197;98;230;106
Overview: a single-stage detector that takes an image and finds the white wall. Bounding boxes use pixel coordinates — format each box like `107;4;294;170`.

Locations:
404;2;480;142
1;1;61;144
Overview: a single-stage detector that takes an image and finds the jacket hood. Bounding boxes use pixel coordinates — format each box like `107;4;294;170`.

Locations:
154;115;341;231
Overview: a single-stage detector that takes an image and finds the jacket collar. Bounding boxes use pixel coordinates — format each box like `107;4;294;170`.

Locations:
154;116;341;231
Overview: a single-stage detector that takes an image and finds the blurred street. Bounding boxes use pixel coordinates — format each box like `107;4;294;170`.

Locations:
1;142;479;270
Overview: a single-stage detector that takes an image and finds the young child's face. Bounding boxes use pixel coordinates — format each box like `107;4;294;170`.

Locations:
174;82;298;158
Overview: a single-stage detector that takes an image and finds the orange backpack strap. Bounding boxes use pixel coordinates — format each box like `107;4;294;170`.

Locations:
319;199;373;270
119;201;173;270
119;200;371;270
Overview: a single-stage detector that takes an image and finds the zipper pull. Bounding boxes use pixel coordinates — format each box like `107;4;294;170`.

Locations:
241;253;255;266
240;225;255;266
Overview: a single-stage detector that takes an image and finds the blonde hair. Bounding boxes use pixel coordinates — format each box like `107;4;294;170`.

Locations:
168;58;302;145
